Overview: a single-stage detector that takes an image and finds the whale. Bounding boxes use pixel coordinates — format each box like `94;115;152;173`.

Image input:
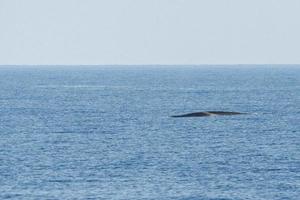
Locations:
171;111;245;118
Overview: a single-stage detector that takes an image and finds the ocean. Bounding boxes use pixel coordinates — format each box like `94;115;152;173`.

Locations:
0;66;299;200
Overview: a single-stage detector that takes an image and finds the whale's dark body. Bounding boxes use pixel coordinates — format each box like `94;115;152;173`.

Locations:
171;111;244;118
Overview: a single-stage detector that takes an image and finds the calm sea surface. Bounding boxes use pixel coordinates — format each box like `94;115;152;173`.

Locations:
0;66;299;200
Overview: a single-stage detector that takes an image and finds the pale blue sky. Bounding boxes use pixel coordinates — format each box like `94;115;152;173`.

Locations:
1;0;300;65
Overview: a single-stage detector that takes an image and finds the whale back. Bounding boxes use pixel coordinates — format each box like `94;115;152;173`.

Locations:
171;111;244;118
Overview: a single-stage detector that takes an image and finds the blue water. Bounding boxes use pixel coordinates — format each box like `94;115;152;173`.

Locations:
0;66;299;200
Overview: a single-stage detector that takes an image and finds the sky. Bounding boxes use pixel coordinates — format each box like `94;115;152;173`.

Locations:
0;0;300;65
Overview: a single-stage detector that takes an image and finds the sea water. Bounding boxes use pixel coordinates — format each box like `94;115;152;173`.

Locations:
0;66;299;200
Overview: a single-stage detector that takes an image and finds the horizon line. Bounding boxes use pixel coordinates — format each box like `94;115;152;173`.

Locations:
1;64;300;67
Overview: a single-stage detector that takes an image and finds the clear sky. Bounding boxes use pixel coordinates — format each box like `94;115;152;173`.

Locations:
1;0;300;65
